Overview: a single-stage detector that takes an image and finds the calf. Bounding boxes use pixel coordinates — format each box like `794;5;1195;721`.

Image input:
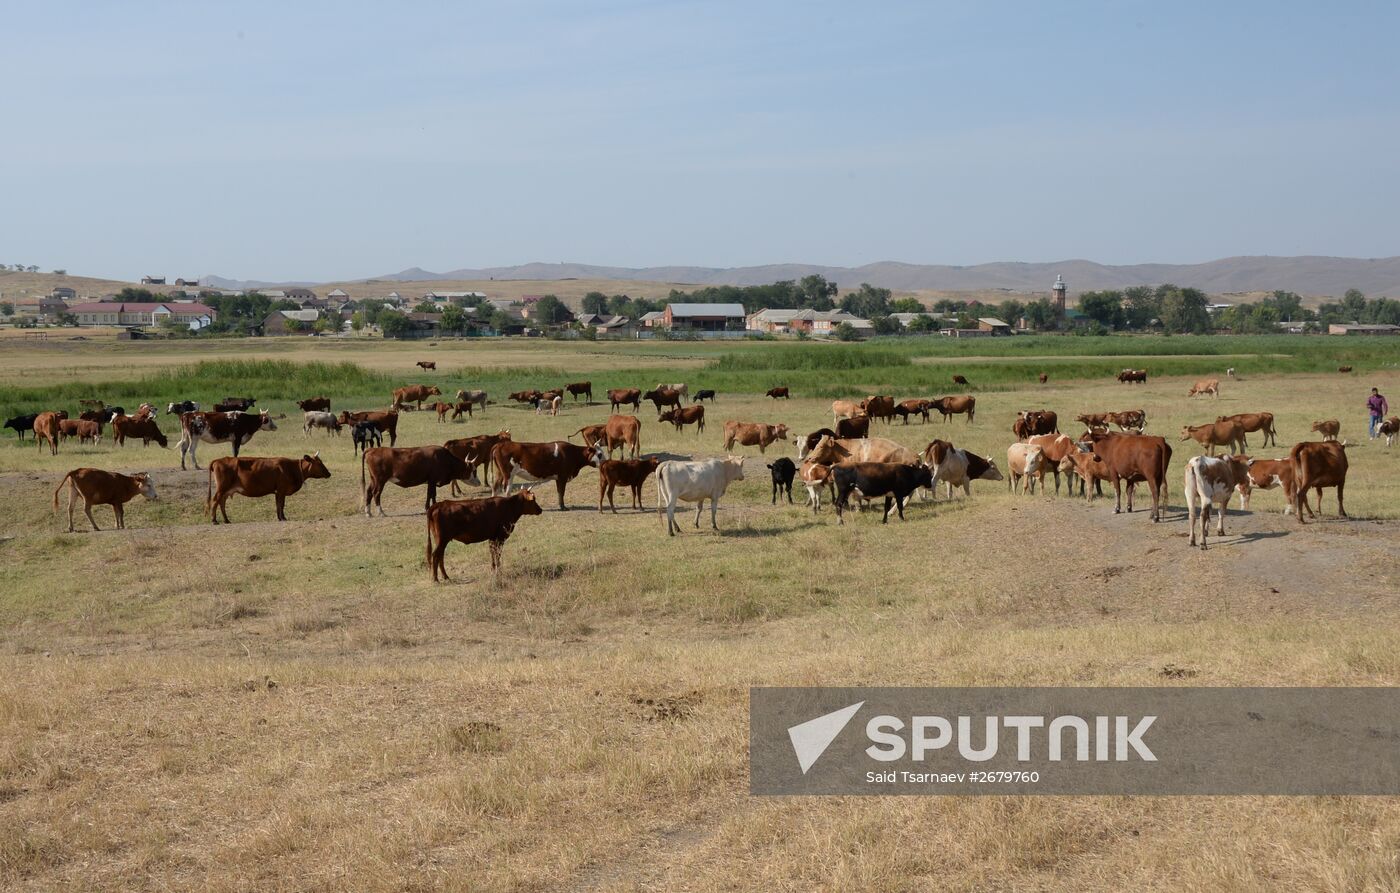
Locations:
768;457;796;504
656;456;745;535
445;430;512;492
432;401;454;422
722;421;790;454
296;397;331;412
426;491;544;580
490;440;604;510
1006;443;1046;495
1310;419;1340;441
1290;440;1348;523
59;418;101;445
53;468;156;532
338;410;399;446
1026;433;1080;495
1180;419;1245;455
833;462;933;525
1235;457;1296;515
5;413;38;440
766;386;790;399
207;453;332;523
362;445;475;516
352;420;382;455
535;393;562;416
922;439;1003;499
798;460;835;513
598;457;660;512
111;414;168;448
658;405;705;434
303;411;342;435
1184;455;1253;549
608;388;641;413
1107;409;1147;433
693;389;716;403
450;400;475;419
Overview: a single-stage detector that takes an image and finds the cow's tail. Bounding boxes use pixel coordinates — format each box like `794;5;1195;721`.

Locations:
52;471;74;512
206;464;214;511
425;509;436;573
655;466;668;522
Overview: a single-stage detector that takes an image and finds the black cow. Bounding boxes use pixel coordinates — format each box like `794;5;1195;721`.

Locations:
693;389;717;403
5;413;38;440
835;415;870;439
833;462;934;525
768;457;796;505
167;400;199;415
352;420;383;455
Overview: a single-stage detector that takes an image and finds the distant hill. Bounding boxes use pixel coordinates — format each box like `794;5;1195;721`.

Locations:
359;256;1400;297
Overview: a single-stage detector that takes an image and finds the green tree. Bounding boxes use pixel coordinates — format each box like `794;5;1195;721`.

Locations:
441;305;467;334
1158;285;1211;334
1342;288;1367;321
996;300;1026;327
1023;299;1056;330
907;313;940;333
350;311;366;332
0;302;13;317
488;309;515;334
797;274;838;309
1122;286;1160;329
832;322;861;341
1078;290;1124;329
414;301;439;314
871;314;901;335
379;310;410;338
889;297;924;314
581;291;609;315
531;295;571;325
839;283;891;318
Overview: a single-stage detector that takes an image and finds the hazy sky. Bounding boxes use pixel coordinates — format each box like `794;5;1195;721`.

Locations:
4;1;1397;281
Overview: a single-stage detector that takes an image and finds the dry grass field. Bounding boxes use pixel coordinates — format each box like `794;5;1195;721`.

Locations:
2;337;1400;891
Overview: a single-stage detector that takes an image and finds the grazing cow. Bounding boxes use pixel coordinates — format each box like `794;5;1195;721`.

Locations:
1289;441;1348;523
296;397;331;412
431;401;454;422
1039;373;1049;384
509;389;543;405
1026;433;1081;495
5;413;38;440
693;389;717;403
217;396;256;412
351;421;382;455
450;400;475;419
768;457;796;504
490;440;605;510
393;384;442;410
207;453;331;523
1235;457;1297;515
338;410;399;446
53;468;156;532
1077;412;1111;428
1012;410;1058;441
836;415;870;439
362;445;475;516
417;360;437;371
598;414;642;459
795;427;839;460
656;456;745;535
860;395;896;424
1310;419;1340;441
33;411;63;454
1060;449;1114;504
178;411;277;470
1338;366;1353;373
598;457;660;512
930;395;976;424
1216;412;1277;448
893;399;933;424
766;386;790;400
425;491;544;580
1188;378;1220;398
1184;455;1253;549
658;405;705;434
535;393;562;416
59;418;101;445
952;374;970;386
167;401;199;415
111;414;168;448
1085;432;1173;521
722;421;790;453
1379;416;1400;447
833;462;933;525
831;400;864;422
1007;443;1047;495
565;381;593;403
444;430;512;489
798;459;836;512
1107;409;1147;433
808;435;921;467
642;387;683;416
1180;419;1246;455
454;389;489;414
303;410;342;435
656;382;688;400
607;388;641;412
1117;369;1147;384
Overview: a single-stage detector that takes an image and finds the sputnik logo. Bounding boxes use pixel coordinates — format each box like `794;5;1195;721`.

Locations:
787;701;864;774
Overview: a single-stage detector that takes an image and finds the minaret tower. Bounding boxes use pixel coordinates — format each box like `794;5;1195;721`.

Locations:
1052;274;1067;318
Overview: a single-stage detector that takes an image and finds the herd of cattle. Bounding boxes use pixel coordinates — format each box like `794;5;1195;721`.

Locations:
5;372;1387;578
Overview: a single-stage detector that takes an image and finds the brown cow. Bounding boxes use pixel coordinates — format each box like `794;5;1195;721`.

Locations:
836;415;870;439
565;381;593;403
337;410;399;446
1310;419;1340;441
1216;412;1277;447
894;399;933;424
1235;457;1297;515
53;468;156;532
450;400;475;419
642;387;683;416
207;453;331;523
1039;373;1049;384
1180;419;1246;455
1188;378;1220;398
215;397;256;412
1290;441;1348;523
296;397;331;412
952;374;970;386
608;387;641;413
766;386;790;399
362;445;475;516
1012;410;1058;441
426;491;544;581
489;440;605;510
445;430;511;492
722;421;790;453
392;384;442;409
598;457;661;512
33;411;62;455
1085;432;1172;521
860;395;896;424
1077;412;1111;428
1107;409;1147;433
1338;366;1353;373
571;424;606;449
59;419;101;445
659;405;705;434
1026;433;1081;495
111;414;168;448
509;389;543;405
931;395;976;424
432;401;454;422
598;415;641;459
417;361;437;371
1117;369;1147;384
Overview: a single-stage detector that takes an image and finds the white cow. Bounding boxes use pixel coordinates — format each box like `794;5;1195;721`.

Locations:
303;411;342;435
656;456;745;535
656;382;688;399
455;389;488;414
535;394;562;416
1006;443;1046;495
922;440;1004;499
1185;455;1253;550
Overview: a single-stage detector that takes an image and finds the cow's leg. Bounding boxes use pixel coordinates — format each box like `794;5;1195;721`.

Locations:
114;503;125;530
882;495;894;523
1112;477;1124;513
1336;483;1347;518
631;484;643;511
425;482;438;513
83;498;100;531
65;484;78;532
489;540;503;574
556;479;567;511
1215;497;1226;536
693;498;704;528
275;493;287;522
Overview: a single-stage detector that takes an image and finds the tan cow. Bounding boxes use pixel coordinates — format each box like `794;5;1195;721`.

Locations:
1188;378;1220;398
722;421;790;454
1007;443;1046;495
1310;419;1340;441
1217;412;1277;447
33;411;62;455
1026;433;1080;494
392;384;442;410
1290;440;1348;523
831;400;863;422
53;468;156;531
930;395;975;424
1180;419;1246;455
599;414;642;459
806;435;921;467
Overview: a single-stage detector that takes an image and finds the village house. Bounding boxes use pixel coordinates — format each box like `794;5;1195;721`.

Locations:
664;303;746;332
70;301;217;330
140;275;166;285
746;308;803;333
49;286;76;300
786;309;870;335
1329;323;1400;335
261;309;321;335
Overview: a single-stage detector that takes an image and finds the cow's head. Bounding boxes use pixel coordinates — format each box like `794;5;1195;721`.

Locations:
805;435;849;465
723;456;746;482
302;453;332;479
427;386;442;396
978;457;1005;482
258;412;278;431
515;488;544;517
586;442;606;465
658;409;677;423
132;472;157;501
771;424;789;440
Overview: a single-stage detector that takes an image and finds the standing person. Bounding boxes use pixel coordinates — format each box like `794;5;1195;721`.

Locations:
1368;387;1389;439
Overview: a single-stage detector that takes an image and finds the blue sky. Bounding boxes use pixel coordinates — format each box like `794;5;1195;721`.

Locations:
3;1;1397;281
